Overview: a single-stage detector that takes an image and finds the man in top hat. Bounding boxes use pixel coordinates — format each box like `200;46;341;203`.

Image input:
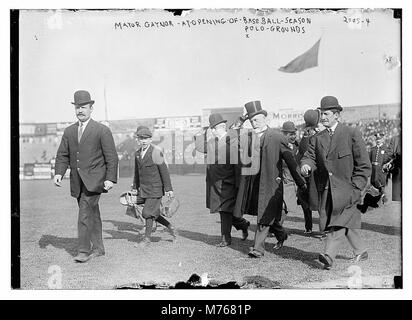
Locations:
233;101;307;258
194;113;250;247
54;90;119;263
280;121;314;235
132;126;177;246
301;96;371;269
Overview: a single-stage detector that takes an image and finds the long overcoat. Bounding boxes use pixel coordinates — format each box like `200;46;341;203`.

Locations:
385;135;401;201
55;119;119;198
233;128;306;225
194;130;240;213
300;123;371;229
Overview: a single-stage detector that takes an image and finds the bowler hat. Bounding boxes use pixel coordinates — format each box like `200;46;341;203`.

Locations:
303;109;320;127
244;101;268;119
318;96;343;112
135;126;152;138
209;113;227;128
281;121;297;133
71;90;95;106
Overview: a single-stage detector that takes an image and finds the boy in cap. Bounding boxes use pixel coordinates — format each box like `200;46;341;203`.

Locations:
132;126;177;246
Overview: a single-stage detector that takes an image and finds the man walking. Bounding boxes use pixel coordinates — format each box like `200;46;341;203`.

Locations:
280;121;313;234
234;101;307;258
301;96;371;269
194;113;250;247
54;90;119;263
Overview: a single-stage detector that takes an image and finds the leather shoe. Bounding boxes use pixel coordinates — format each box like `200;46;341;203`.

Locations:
89;249;105;258
273;241;284;250
241;222;250;241
74;252;91;263
319;253;333;270
351;251;368;263
248;249;264;258
216;240;231;247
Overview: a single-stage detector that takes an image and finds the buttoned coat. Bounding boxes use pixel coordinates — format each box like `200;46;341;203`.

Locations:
133;145;173;198
194;129;240;213
234;128;306;225
55;119;119;198
300;123;371;229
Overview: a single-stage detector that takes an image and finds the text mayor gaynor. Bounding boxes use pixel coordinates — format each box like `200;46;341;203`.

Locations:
114;16;313;37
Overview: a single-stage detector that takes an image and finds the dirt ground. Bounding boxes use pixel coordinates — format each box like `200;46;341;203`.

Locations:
20;175;401;289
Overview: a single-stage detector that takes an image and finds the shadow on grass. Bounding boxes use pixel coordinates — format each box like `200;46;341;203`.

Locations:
176;229;321;269
285;215;401;236
38;235;78;257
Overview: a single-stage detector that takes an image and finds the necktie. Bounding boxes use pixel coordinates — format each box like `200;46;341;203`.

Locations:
328;129;334;136
78;122;83;143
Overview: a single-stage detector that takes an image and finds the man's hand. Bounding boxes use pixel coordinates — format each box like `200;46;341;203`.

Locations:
301;164;312;177
54;174;62;187
165;191;174;198
103;180;114;191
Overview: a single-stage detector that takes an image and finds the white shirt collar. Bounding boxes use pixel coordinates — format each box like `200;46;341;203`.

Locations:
79;118;91;129
140;144;151;159
329;121;338;133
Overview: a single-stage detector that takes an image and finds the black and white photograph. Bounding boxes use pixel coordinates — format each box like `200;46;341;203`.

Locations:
8;4;406;296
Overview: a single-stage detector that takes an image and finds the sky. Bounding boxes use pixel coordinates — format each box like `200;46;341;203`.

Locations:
18;8;401;123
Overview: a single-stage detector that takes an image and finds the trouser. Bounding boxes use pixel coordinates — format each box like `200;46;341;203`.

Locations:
219;211;249;241
77;182;103;254
255;221;288;254
303;207;313;231
141;197;171;238
324;227;366;260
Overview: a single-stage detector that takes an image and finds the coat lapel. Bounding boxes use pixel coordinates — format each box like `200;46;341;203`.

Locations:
327;123;343;157
79;119;95;145
318;130;331;156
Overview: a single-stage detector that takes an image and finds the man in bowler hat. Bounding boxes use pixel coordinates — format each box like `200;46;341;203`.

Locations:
301;96;371;269
132;126;178;246
234;101;307;258
54;90;119;262
194;113;250;247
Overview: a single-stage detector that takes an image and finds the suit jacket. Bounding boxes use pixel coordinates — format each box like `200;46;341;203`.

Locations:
55;119;119;198
234;128;306;225
301;123;371;229
194;130;240;213
133;145;172;198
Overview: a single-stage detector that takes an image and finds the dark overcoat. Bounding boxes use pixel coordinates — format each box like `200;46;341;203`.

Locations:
133;145;173;198
385;135;401;201
369;145;389;189
194;130;240;213
300;123;371;229
55;119;119;198
233;128;306;225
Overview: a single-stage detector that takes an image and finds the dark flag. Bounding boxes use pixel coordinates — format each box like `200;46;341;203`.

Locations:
279;38;321;73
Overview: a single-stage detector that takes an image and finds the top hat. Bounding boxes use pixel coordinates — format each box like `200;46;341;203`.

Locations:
303;109;320;127
71;90;95;106
318;96;343;112
209;113;227;128
244;101;268;120
135;126;152;138
281;121;297;133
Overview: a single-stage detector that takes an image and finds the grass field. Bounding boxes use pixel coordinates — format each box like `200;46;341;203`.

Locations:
20;175;401;289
